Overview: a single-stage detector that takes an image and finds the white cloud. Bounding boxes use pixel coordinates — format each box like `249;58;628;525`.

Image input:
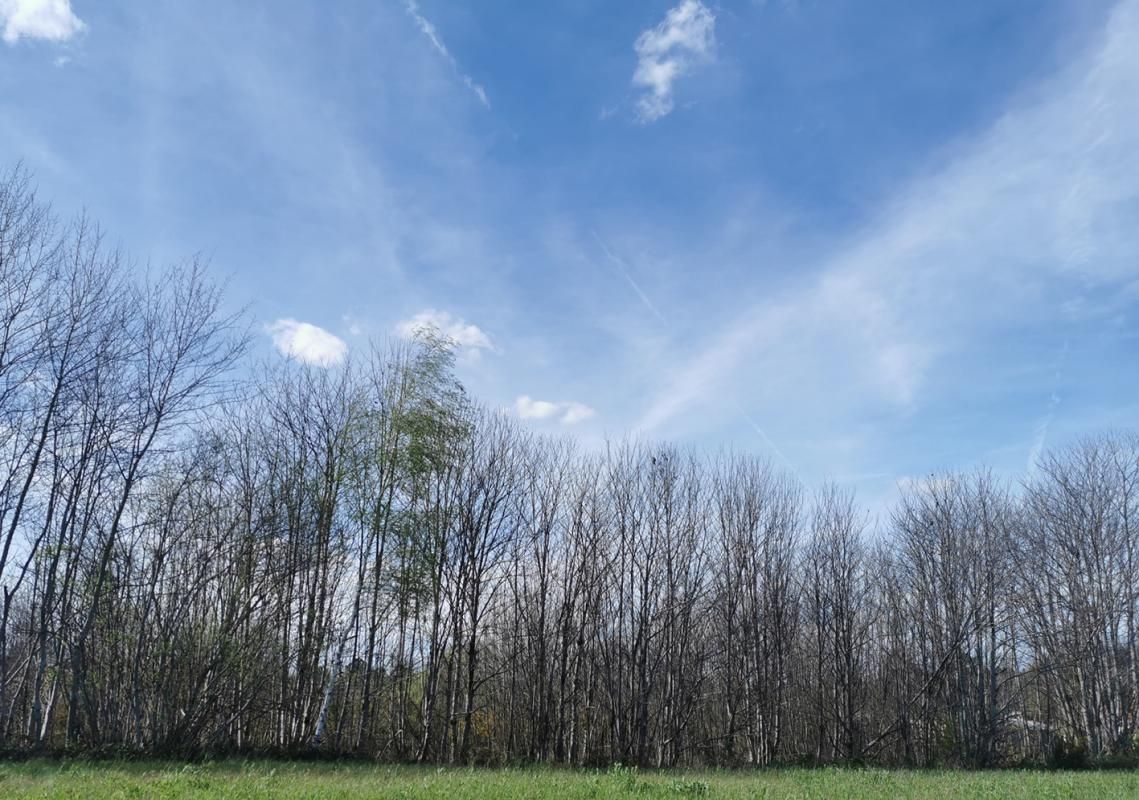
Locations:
560;401;597;425
403;0;490;109
515;395;596;426
632;0;716;122
515;395;561;420
266;319;348;367
1;0;85;44
638;0;1139;437
395;309;494;351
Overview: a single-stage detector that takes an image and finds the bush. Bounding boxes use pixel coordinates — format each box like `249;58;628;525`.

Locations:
1048;737;1088;769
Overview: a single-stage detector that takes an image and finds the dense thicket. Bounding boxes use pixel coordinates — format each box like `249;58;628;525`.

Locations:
2;167;1138;767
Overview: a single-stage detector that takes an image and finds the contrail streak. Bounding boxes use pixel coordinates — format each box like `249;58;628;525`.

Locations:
592;231;669;326
592;229;795;471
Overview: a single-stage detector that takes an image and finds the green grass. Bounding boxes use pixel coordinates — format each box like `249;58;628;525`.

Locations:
0;761;1136;799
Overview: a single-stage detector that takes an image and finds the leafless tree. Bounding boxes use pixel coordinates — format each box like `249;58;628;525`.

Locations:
4;162;1139;768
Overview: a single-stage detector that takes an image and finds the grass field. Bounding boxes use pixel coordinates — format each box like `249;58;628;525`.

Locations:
0;761;1136;799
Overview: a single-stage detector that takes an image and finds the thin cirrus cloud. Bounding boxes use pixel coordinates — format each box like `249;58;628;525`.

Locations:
395;309;494;351
265;319;348;368
403;0;490;109
638;0;1139;446
0;0;84;44
515;395;596;426
632;0;716;122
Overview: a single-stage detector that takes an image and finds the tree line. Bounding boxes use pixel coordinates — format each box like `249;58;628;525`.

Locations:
2;166;1138;767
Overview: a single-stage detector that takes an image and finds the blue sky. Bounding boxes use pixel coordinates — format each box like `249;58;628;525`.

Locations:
3;0;1139;517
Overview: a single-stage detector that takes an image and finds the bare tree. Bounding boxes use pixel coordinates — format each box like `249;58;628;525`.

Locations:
804;483;875;762
5;164;1139;768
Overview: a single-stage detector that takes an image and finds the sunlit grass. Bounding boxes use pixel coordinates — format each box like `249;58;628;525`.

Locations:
0;761;1137;799
0;765;1134;800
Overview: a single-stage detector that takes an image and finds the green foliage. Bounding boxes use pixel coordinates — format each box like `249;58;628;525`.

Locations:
667;778;711;796
382;332;473;607
397;332;472;481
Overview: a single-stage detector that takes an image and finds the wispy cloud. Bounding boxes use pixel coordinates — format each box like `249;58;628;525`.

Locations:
632;0;716;122
403;0;490;109
591;229;795;467
638;0;1139;440
266;319;348;367
1027;339;1069;475
515;395;596;425
395;309;494;351
1;0;84;44
342;313;365;337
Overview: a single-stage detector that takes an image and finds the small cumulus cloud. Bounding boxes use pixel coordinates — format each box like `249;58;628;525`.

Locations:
266;319;348;367
515;396;561;421
1;0;85;45
560;401;597;425
395;309;494;351
515;395;596;426
632;0;716;122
